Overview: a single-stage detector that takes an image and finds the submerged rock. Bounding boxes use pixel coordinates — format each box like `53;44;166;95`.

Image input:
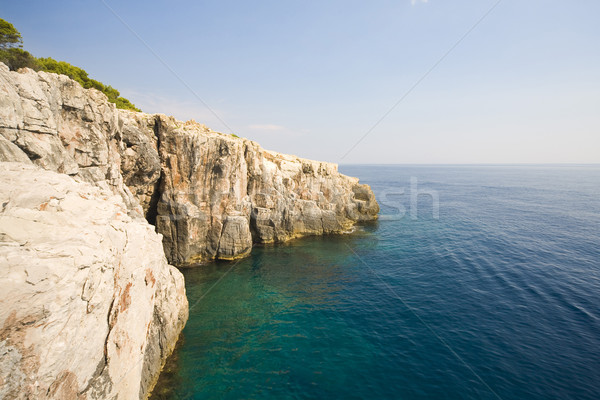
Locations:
0;162;188;399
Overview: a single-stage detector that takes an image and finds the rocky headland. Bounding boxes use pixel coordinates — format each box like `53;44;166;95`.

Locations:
0;63;378;398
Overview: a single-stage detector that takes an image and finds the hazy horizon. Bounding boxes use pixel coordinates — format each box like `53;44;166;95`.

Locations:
4;0;599;164
339;163;600;166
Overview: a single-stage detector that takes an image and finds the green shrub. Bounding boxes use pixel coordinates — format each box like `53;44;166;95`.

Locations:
115;97;140;111
0;47;39;70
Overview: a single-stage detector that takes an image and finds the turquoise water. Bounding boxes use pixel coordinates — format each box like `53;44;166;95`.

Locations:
151;165;600;400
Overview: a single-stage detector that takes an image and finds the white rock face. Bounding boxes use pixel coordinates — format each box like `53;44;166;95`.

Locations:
0;62;142;216
0;163;188;399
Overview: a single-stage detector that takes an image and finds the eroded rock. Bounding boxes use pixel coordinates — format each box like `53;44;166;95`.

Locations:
0;163;188;399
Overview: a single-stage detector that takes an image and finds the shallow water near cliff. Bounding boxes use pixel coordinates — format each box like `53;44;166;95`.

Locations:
151;165;600;400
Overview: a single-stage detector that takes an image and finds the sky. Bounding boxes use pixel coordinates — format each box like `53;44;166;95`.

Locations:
3;0;600;164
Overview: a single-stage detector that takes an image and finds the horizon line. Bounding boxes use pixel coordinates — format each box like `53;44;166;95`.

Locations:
338;162;600;166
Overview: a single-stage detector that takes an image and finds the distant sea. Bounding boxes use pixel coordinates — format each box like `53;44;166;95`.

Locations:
151;165;600;400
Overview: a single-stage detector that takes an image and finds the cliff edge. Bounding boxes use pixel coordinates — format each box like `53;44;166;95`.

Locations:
0;63;378;265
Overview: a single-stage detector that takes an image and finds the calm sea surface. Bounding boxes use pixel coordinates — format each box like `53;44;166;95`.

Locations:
152;165;600;400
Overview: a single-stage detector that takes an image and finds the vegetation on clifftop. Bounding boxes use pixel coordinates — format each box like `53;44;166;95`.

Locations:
0;18;140;111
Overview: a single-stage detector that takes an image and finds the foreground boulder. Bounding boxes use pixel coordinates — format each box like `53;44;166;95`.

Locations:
0;163;188;399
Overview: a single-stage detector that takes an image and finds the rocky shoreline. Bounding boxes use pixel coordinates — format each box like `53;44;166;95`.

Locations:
0;63;378;398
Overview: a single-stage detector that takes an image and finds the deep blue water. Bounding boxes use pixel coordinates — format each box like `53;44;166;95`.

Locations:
152;165;600;400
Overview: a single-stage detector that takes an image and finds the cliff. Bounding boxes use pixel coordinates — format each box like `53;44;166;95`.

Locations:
150;117;379;264
0;63;379;265
0;63;378;398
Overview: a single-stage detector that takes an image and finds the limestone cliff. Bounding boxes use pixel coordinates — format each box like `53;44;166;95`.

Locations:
147;116;378;264
0;163;188;399
0;63;379;265
0;61;378;398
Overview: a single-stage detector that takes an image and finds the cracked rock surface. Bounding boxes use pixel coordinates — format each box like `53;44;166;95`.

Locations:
0;163;188;399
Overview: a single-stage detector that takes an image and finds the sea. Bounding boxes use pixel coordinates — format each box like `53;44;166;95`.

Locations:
151;165;600;400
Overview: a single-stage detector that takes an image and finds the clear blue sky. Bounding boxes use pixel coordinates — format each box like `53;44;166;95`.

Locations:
3;0;600;164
